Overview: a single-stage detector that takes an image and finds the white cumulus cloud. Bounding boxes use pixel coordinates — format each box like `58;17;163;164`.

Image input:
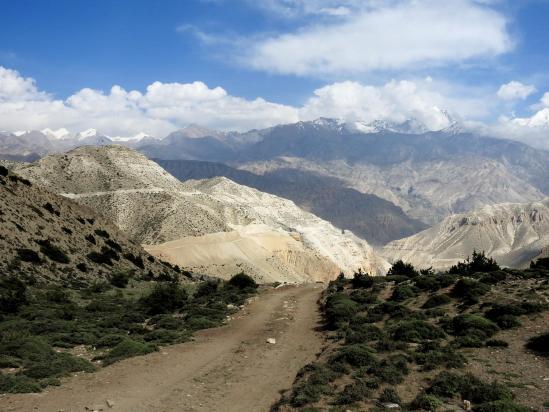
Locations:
497;81;536;101
243;0;512;76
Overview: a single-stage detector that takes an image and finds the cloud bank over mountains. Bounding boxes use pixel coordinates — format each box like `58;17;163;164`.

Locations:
1;65;549;149
243;0;512;76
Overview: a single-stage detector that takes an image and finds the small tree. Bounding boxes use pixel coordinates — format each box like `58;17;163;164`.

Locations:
387;260;418;278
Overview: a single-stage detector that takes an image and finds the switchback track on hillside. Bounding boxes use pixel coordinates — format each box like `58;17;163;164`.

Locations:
3;285;324;412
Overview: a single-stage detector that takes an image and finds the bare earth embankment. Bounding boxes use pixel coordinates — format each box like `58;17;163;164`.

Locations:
2;285;324;412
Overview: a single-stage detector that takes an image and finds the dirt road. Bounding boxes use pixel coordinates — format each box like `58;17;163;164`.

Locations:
2;285;324;412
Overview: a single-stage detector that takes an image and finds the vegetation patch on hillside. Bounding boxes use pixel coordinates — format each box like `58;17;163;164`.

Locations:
273;252;549;411
0;272;257;394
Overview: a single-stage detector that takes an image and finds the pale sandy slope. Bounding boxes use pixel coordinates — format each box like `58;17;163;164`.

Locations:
16;145;389;282
382;198;549;270
2;285;324;412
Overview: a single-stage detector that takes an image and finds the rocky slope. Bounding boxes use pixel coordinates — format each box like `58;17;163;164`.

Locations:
155;159;427;245
239;156;545;225
15;146;389;282
381;198;549;269
0;165;179;285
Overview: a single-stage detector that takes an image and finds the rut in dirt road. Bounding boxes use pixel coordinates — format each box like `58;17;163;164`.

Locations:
2;285;325;412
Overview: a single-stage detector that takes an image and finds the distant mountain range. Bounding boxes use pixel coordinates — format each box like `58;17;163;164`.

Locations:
3;117;549;246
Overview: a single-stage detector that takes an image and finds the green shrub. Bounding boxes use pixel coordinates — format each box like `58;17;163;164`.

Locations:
140;282;188;315
195;280;219;298
35;239;70;264
390;284;417;301
227;272;257;290
0;373;41;393
379;387;401;404
351;271;374;289
428;372;513;404
325;293;359;329
525;332;549;356
95;334;126;348
0;276;27;314
479;271;507;285
23;352;95;378
368;355;409;384
422;294;452;309
390;320;445;342
105;239;122;252
110;271;131;288
449;251;500;276
346;324;384;344
290;382;331;407
349;289;379;305
410;393;443;411
333;344;378;367
94;229;110;239
451;335;486;348
16;248;42;264
334;380;371;404
387;260;419;278
444;314;499;338
86;246;120;266
123;253;144;269
450;278;490;304
414;342;467;370
101;338;155;365
185;316;219;330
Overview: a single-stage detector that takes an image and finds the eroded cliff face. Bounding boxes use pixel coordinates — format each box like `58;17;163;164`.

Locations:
382;198;549;270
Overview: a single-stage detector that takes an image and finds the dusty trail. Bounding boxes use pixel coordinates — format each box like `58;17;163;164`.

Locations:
2;285;324;412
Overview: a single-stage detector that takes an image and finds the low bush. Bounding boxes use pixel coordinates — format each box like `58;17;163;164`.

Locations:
109;271;131;288
16;248;42;264
334;380;371;404
444;314;499;338
346;324;384;344
332;344;378;368
379;387;401;404
0;277;27;314
0;373;41;394
325;293;359;329
290;382;331;407
410;393;443;411
450;278;490;304
140;282;188;315
227;272;257;290
23;352;95;378
390;320;445;342
449;251;500;276
414;342;467;370
390;284;417;301
87;246;120;266
525;332;549;356
351;271;374;289
422;294;452;309
100;338;155;365
367;355;409;384
35;239;70;264
387;260;419;278
94;229;110;239
123;253;144;269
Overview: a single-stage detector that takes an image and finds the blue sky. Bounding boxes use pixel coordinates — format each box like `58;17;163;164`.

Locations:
1;0;549;148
